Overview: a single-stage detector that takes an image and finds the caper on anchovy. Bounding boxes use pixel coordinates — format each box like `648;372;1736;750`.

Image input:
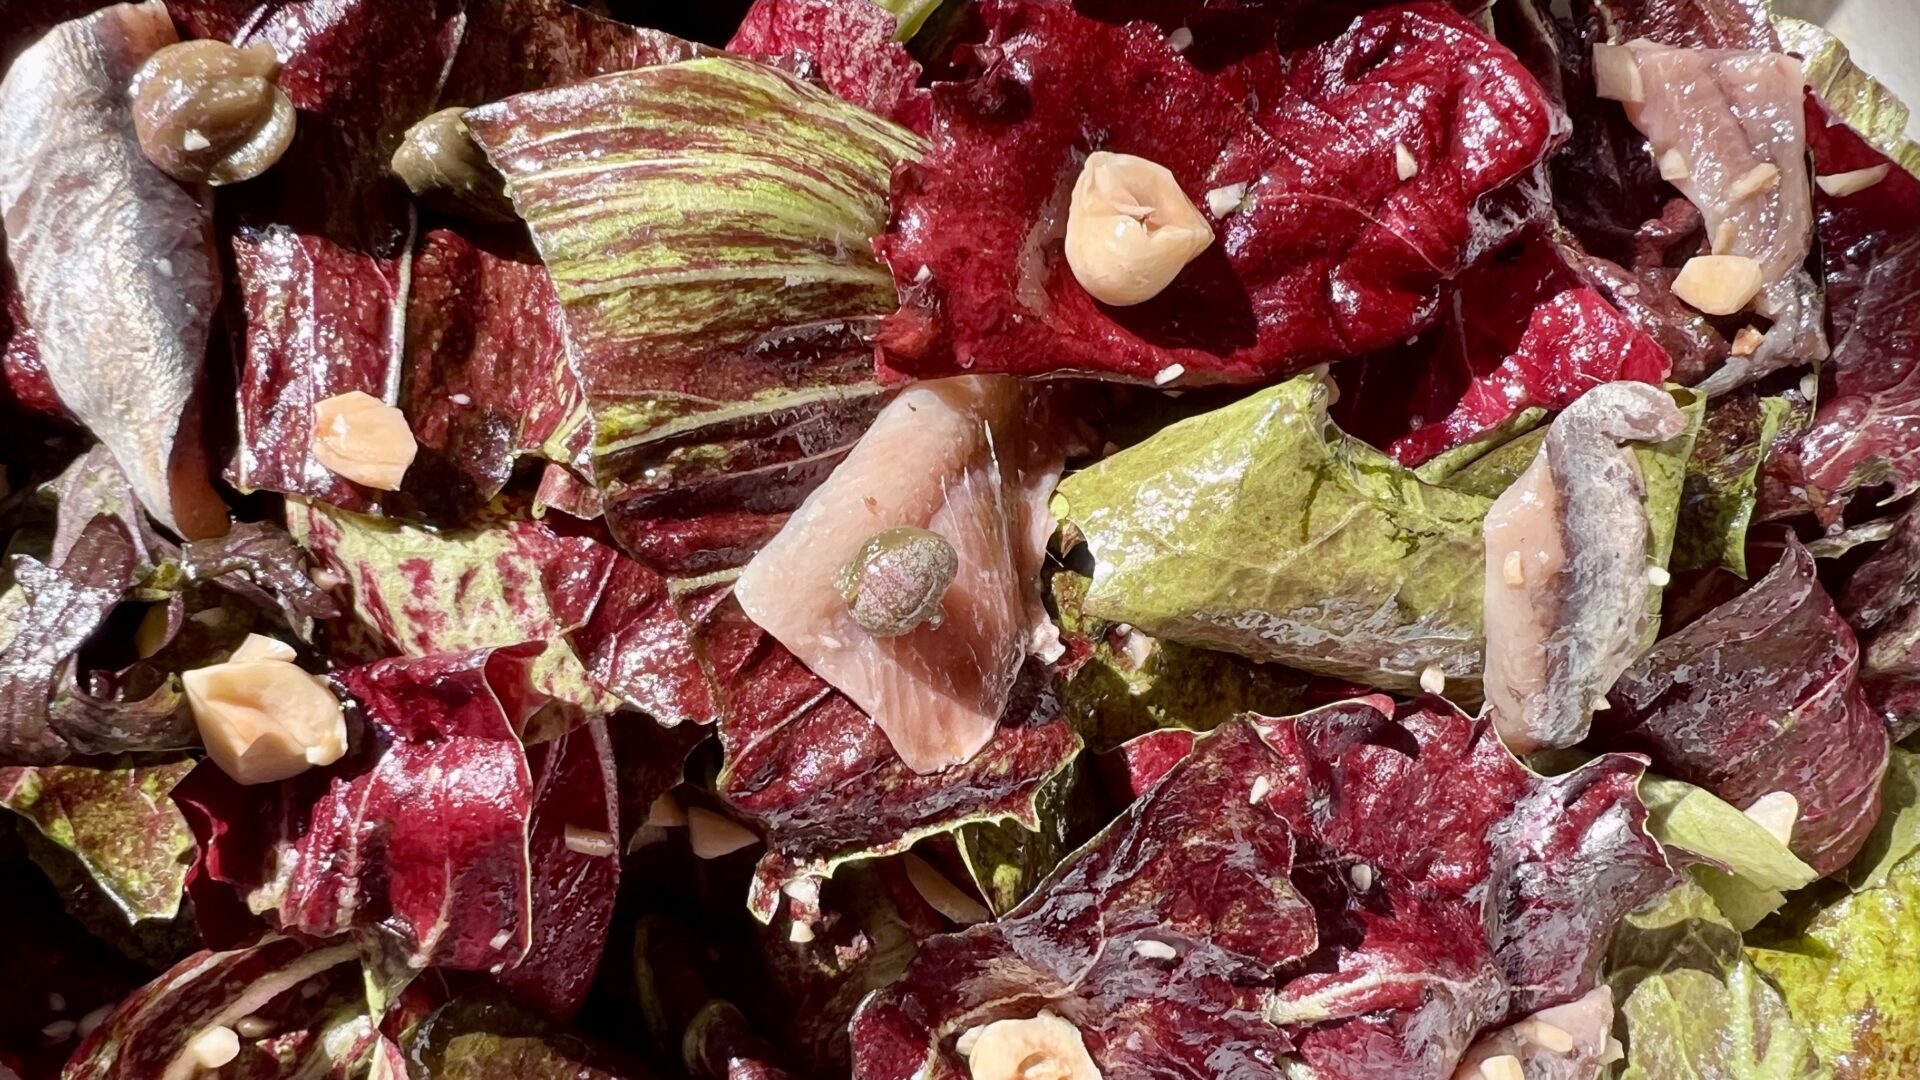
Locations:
836;527;958;637
390;107;515;222
131;40;295;185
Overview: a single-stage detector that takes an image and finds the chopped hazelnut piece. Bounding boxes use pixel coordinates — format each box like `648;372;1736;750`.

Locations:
1418;664;1446;695
1479;1054;1524;1080
904;853;990;925
686;807;759;859
311;390;418;491
966;1013;1102;1080
1727;162;1780;201
1591;44;1643;103
1519;1018;1576;1054
1732;326;1765;356
1816;165;1890;198
1394;142;1419;181
186;1025;240;1070
1672;255;1764;316
1204;182;1246;217
1657;148;1690;181
1646;565;1671;588
788;920;815;944
1064;152;1214;306
183;637;346;786
1743;790;1799;846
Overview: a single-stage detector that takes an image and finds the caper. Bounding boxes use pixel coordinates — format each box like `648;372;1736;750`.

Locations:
390;107;515;222
835;527;959;637
130;40;296;185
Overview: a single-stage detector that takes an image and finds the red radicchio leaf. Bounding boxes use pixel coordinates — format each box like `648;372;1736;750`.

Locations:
1840;505;1920;739
852;700;1671;1080
1600;539;1891;875
699;598;1081;922
174;646;554;972
1334;233;1670;465
874;0;1559;386
493;717;622;1020
219;0;696;511
728;0;928;130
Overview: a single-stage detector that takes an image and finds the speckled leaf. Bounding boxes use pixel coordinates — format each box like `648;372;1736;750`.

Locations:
1638;775;1818;931
1619;964;1826;1080
853;700;1673;1080
953;755;1103;917
1050;570;1321;752
405;993;655;1080
728;0;926;127
1674;391;1789;576
1747;854;1920;1080
465;56;922;574
0;759;194;923
1054;373;1491;691
701;597;1080;921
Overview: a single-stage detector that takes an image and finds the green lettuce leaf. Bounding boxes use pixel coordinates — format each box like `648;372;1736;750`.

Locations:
1639;775;1820;930
953;755;1104;916
1621;964;1828;1080
1844;747;1920;891
0;760;194;923
1054;374;1699;689
1674;392;1789;576
1748;855;1920;1079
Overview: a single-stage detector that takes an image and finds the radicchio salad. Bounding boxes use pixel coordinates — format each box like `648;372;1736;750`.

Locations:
0;0;1915;1078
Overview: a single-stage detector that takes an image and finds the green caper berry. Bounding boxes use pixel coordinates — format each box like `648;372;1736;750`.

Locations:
836;527;958;637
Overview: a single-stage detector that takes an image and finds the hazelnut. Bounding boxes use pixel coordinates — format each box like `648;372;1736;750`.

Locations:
311;390;418;491
390;107;516;222
1064;151;1213;307
965;1013;1101;1080
1671;254;1764;316
130;40;295;185
182;635;345;786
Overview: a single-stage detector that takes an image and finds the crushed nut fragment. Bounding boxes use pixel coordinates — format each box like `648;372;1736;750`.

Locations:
1418;664;1445;695
1394;142;1418;181
1672;254;1764;316
1816;165;1890;198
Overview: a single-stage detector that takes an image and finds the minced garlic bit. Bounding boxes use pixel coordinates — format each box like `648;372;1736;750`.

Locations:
1394;142;1418;181
183;634;346;786
1249;775;1271;806
1065;151;1214;306
905;853;991;925
311;390;418;491
1349;862;1374;891
1646;565;1671;588
1592;696;1611;712
1672;254;1763;316
1205;182;1247;217
789;920;815;944
1816;165;1890;198
1166;26;1194;52
563;826;618;858
1418;664;1446;696
686;807;759;859
1133;939;1177;961
1154;364;1185;386
187;1025;241;1070
1502;550;1526;587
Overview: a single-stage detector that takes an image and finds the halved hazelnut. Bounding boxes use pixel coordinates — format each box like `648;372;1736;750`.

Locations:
311;390;417;491
183;640;346;786
965;1013;1101;1080
1064;152;1214;307
1671;254;1764;316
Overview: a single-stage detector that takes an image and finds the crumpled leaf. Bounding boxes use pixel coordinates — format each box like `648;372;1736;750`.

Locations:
63;934;367;1080
1333;233;1671;466
728;0;926;127
290;500;709;728
853;699;1672;1080
179;520;341;642
221;0;696;511
876;0;1558;386
701;597;1080;921
1055;372;1490;690
1602;539;1891;876
1639;774;1818;930
1747;854;1920;1080
1673;390;1789;576
1050;569;1322;752
466;56;920;574
1840;505;1920;740
1842;747;1920;894
405;992;653;1079
0;759;194;923
1620;963;1826;1080
174;646;554;972
0;515;137;763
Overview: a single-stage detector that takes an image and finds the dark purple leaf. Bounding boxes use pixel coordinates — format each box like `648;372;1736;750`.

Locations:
1585;0;1776;51
175;646;554;972
1841;505;1920;739
494;718;621;1021
852;701;1671;1080
1;516;137;764
728;0;926;128
179;520;341;640
569;555;719;728
875;0;1558;386
700;598;1080;921
1333;233;1670;465
1601;540;1891;875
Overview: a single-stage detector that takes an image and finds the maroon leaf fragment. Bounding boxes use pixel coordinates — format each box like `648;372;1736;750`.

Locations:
728;0;927;129
1601;539;1891;875
1;517;138;764
875;0;1559;386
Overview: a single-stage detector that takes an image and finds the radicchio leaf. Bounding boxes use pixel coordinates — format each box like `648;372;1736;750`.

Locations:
0;516;137;763
174;646;551;972
875;0;1559;386
404;992;656;1080
464;56;920;574
1601;539;1891;875
728;0;927;128
1671;389;1789;576
1841;504;1920;740
1333;233;1671;466
852;699;1672;1080
702;598;1080;922
0;759;194;924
